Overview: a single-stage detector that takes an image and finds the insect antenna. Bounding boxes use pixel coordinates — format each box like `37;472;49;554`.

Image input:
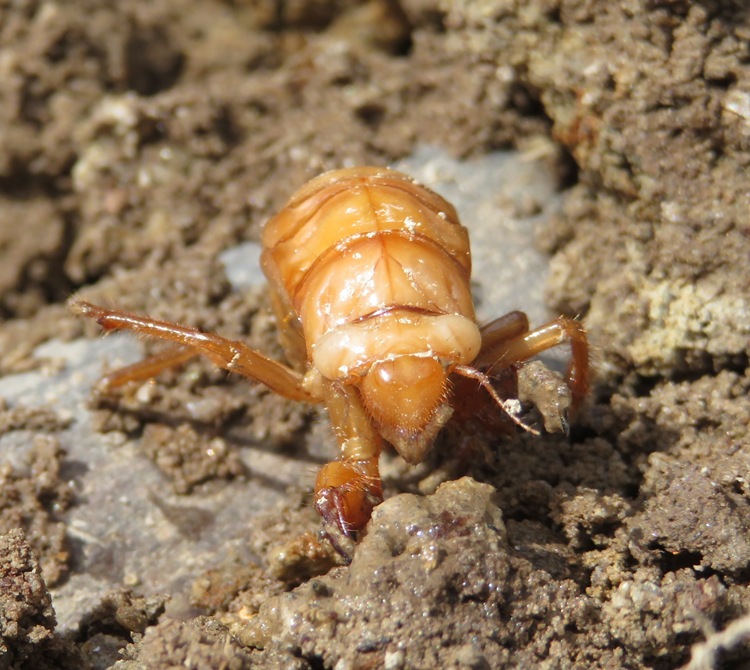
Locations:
452;364;540;436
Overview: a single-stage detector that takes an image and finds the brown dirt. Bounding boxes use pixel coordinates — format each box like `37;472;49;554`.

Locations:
0;436;74;587
0;1;749;669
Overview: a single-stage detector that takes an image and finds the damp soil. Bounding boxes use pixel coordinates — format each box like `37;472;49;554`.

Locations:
1;1;749;669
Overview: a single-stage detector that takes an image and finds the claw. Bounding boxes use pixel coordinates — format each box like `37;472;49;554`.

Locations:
315;486;356;538
315;485;376;562
314;483;381;536
314;457;383;544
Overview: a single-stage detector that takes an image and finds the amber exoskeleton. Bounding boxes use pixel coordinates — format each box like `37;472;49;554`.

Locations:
72;167;590;541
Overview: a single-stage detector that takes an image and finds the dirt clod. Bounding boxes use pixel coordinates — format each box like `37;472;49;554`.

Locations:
0;528;80;669
0;437;74;586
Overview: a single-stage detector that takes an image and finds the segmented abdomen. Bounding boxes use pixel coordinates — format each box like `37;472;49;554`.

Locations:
261;167;475;367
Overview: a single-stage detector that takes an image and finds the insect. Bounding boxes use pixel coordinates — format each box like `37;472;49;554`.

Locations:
71;167;589;543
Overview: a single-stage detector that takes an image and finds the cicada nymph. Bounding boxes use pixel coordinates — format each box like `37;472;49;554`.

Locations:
72;167;589;542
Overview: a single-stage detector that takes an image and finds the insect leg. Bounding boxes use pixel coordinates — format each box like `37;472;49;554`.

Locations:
70;300;316;402
475;310;530;367
314;382;384;538
97;345;199;389
481;315;590;411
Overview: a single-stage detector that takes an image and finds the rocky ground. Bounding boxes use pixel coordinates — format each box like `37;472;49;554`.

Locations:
0;1;749;668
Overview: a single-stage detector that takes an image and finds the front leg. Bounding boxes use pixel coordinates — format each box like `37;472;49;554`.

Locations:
314;381;384;543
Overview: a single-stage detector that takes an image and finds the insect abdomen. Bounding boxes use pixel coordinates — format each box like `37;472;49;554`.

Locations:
261;167;477;368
